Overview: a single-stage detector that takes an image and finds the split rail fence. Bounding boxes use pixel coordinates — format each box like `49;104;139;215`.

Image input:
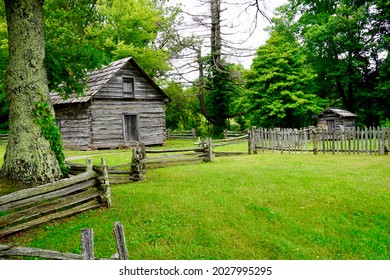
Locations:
223;129;247;139
0;134;8;144
165;128;246;141
0;221;128;260
166;129;197;141
211;133;252;157
102;134;252;184
0;159;111;238
250;126;389;155
105;140;213;184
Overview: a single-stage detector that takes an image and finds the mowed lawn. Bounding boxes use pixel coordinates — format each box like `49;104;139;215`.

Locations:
0;142;389;260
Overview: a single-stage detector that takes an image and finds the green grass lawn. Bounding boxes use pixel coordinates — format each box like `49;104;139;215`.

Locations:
0;141;389;260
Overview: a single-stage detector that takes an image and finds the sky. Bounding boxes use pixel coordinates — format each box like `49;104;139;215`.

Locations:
168;0;288;69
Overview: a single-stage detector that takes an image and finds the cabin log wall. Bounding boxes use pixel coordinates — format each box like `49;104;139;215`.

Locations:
90;100;166;147
54;102;91;150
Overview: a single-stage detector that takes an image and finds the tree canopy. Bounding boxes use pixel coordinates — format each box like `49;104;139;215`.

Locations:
243;22;321;128
282;0;390;126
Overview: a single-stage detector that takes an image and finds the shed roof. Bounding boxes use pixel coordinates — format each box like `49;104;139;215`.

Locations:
50;57;170;105
317;108;357;118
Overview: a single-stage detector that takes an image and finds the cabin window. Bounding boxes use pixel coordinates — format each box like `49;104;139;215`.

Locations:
123;77;134;98
123;115;139;142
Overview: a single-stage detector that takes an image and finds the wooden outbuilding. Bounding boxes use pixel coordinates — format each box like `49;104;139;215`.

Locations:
316;108;357;131
51;57;171;150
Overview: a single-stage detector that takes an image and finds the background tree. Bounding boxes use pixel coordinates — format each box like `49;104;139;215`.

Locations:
44;0;106;95
244;21;321;128
284;0;389;126
164;81;207;134
372;0;390;125
95;0;178;78
170;0;250;137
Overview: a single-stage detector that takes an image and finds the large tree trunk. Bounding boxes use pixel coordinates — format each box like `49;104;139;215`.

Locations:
210;0;222;70
1;0;62;188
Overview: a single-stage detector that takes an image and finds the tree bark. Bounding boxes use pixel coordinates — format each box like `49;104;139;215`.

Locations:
210;0;222;70
196;47;215;125
1;0;62;188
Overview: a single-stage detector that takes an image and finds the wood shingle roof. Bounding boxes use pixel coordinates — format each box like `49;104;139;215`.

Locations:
50;57;170;105
317;108;357;118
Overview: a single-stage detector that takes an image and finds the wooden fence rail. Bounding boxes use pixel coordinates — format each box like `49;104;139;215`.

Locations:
251;126;389;155
0;159;111;238
0;134;8;144
223;129;246;139
212;133;252;156
166;128;197;141
146;138;213;168
0;221;128;260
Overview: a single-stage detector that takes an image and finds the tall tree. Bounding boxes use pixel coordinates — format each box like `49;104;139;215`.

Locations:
172;0;246;136
244;23;320;128
1;0;63;187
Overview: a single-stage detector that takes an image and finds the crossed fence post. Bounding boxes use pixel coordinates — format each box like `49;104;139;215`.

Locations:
130;144;146;181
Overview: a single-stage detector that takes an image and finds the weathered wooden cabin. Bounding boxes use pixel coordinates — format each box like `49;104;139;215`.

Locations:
51;57;171;150
316;108;357;131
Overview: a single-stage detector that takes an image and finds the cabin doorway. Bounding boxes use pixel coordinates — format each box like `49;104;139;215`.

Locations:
123;114;139;142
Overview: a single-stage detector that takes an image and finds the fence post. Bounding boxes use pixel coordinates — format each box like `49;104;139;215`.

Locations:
312;128;318;155
166;129;171;140
113;221;128;260
248;127;256;154
98;158;111;208
141;143;147;170
81;228;94;260
224;129;228;139
248;130;252;155
276;128;283;155
130;146;145;181
192;128;196;141
384;127;389;155
204;138;213;162
86;158;93;172
200;138;205;150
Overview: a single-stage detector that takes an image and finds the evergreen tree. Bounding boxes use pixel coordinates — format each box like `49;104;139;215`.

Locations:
244;24;320;128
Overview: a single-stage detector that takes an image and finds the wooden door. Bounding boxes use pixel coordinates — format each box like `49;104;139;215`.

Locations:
123;115;139;142
326;119;335;131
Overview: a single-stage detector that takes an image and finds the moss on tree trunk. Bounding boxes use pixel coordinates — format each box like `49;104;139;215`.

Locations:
1;0;62;188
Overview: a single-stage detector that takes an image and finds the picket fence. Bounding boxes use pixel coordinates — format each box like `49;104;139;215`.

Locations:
0;159;110;238
250;126;389;155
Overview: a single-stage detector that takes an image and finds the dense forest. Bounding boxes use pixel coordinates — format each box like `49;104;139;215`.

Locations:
0;0;389;135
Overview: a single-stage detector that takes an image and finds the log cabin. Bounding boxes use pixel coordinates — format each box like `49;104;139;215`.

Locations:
51;57;171;150
316;108;357;131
